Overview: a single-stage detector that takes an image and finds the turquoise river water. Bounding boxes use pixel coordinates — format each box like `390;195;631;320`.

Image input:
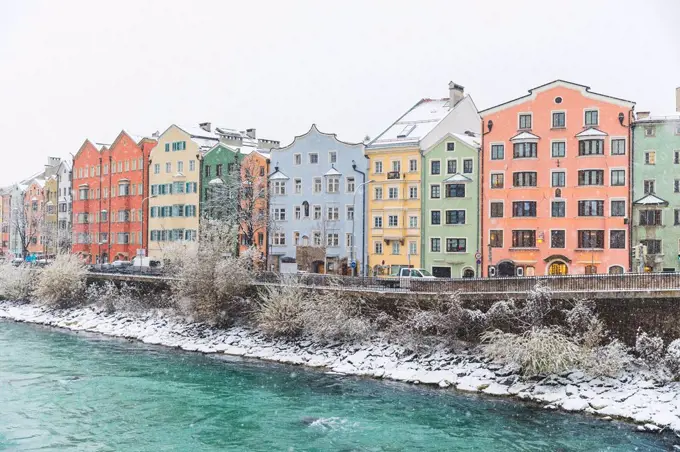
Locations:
0;320;676;451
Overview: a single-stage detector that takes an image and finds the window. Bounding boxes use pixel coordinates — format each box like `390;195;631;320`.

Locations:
512;230;536;248
215;164;223;177
431;238;441;252
611;139;625;155
374;216;383;228
273;181;286;195
408;215;418;228
327;177;339;193
392;242;400;255
513;172;537;187
675;209;680;226
294;154;301;165
294;206;301;220
490;202;503;218
409;159;418;172
675;151;680;164
578;200;604;216
551;171;565;187
489;230;503;248
374;161;383;174
552;141;566;158
346;177;355;193
491;144;504;160
640;239;661;254
446;160;457;174
430;184;440;199
513;142;537;158
326;233;339;247
165;162;172;173
431;210;441;225
391;160;401;173
408;186;418;199
675;180;680;193
446;238;466;253
578;230;604;249
374;241;383;255
408;241;417;256
611;200;626;217
313;177;322;193
585;110;599;126
445;184;465;198
579;140;604;156
189;160;195;171
329;152;337;164
346;234;353;248
327;206;339;221
552;112;565;128
446;142;455;152
490;173;504;189
463;159;473;174
388;187;398;199
639;210;662;226
374;186;383;200
347;206;354;220
388;215;398;227
551;230;565;248
273;232;286;246
519;114;532;129
118;210;130;222
610;230;626;249
309;153;318;164
294;179;301;194
645;151;656;165
431;160;441;175
644;126;655;137
512;201;537;217
611;170;625;186
313;232;321;246
445;210;465;224
644;180;656;194
313;205;321;220
578;170;604;186
117;233;130;244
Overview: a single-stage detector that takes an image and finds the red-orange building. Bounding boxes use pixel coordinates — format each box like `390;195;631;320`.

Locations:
24;180;46;255
481;80;635;276
72;132;156;263
239;151;270;260
0;190;10;257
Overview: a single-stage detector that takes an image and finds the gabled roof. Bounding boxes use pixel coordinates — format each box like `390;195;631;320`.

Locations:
443;173;473;183
324;166;342;177
274;124;364;152
633;194;668;206
575;127;608;138
269;170;289;181
510;131;541;141
480;80;635;115
423;131;481;155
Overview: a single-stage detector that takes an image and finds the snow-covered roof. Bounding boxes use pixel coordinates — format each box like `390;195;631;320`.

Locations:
575;127;608;138
324;166;342;177
368;98;453;149
633;194;668;206
452;132;481;148
634;114;680;123
269;171;289;181
510;131;540;141
443;174;473;183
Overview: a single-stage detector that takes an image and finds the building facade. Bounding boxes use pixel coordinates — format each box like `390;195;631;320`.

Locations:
56;160;72;252
631;110;680;272
43;176;58;255
0;189;10;257
481;80;635;276
366;82;480;276
239;150;270;259
422;132;481;278
267;125;366;274
24;180;45;256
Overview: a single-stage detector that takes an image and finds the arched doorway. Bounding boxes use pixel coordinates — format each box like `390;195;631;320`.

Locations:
548;261;568;275
311;260;325;274
608;265;624;274
497;260;515;277
462;268;475;278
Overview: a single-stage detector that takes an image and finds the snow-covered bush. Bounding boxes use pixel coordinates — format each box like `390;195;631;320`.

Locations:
256;283;306;337
565;298;596;335
520;281;555;328
481;327;580;376
459;308;487;340
580;339;631;378
485;299;516;330
0;261;34;301
85;281;139;313
33;254;87;307
664;339;680;378
635;331;665;365
301;289;372;343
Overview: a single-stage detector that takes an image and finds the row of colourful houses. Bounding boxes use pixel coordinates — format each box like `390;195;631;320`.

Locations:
2;80;679;277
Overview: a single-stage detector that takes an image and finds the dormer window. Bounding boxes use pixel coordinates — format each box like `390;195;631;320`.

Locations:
518;114;532;130
397;124;416;138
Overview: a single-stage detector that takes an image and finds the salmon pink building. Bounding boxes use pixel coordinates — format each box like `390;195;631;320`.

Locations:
480;80;635;276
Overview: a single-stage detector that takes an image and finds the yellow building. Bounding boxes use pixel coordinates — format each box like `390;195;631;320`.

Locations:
147;124;218;260
366;83;481;276
43;176;58;255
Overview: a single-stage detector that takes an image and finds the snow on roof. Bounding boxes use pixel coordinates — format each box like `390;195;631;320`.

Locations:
443;174;473;183
324;166;342;177
634;194;668;206
452;132;481;148
368;98;452;149
634;114;680;123
575;127;608;138
178;124;220;140
269;171;289;181
510;131;541;141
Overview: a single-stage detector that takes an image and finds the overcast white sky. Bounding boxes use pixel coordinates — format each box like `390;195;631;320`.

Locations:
1;0;678;185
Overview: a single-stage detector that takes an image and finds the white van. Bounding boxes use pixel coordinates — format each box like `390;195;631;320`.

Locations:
398;268;436;289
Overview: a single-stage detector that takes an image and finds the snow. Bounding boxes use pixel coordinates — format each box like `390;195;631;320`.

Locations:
368;99;452;148
509;131;540;141
633;194;669;206
1;299;678;436
323;167;342;177
269;171;290;181
442;174;473;183
452;132;481;149
574;127;608;138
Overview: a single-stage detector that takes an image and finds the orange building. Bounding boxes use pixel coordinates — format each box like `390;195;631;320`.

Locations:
24;180;46;255
481;80;635;276
238;150;270;261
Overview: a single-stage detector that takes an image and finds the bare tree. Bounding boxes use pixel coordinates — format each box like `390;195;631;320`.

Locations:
12;196;43;257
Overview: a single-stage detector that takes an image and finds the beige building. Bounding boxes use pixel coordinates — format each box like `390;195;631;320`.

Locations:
147;125;218;259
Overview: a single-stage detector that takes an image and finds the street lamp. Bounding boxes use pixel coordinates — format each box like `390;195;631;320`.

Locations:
350;179;374;277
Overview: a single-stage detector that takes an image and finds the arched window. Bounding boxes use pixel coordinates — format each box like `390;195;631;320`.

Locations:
462;268;475;278
548;261;568;275
608;265;624;274
302;201;310;218
585;265;598;275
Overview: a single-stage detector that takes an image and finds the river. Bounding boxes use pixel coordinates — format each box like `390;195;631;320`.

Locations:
0;320;675;451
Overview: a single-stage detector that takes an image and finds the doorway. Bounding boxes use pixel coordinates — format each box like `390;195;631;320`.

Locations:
497;260;515;277
462;268;475;278
548;261;568;275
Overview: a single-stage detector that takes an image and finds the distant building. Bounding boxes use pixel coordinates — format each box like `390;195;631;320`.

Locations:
56;160;72;252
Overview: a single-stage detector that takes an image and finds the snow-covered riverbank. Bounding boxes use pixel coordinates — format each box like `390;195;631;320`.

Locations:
1;300;679;435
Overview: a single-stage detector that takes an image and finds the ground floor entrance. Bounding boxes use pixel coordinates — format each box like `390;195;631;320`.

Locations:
548;261;568;275
432;266;451;278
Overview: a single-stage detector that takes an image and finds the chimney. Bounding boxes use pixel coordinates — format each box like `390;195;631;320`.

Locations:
199;122;212;133
449;81;464;108
676;87;680;112
246;128;256;139
637;111;650;120
152;130;160;138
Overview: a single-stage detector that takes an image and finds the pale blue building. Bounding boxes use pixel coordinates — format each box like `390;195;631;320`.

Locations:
268;125;367;275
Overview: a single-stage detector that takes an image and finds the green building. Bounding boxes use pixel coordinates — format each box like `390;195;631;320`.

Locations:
632;113;680;272
200;143;240;218
421;132;481;278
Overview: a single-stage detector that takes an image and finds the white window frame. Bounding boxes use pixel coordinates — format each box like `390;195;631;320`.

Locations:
609;197;627;217
430;159;442;175
549;228;567;249
408;158;418;173
429;183;441;200
609;167;626;187
387;214;398;228
445;237;468;254
518;112;533;130
294;153;302;165
374;160;383;174
610;136;626;156
489;171;505;189
429;209;442;226
551;198;567;218
374;185;383;200
408;215;418;229
309;153;319;164
294;178;302;194
430;237;442;253
462;158;474;175
550;109;567;129
489;200;504;219
408;184;418;199
489;142;505;160
346;176;355;193
608;229;627;249
387;186;399;200
374;240;383;255
550;139;567;158
328;151;337;164
550;169;567;188
373;215;383;229
445;158;458;175
583;108;600;127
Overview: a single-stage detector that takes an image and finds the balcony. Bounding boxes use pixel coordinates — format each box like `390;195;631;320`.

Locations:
386;171;401;180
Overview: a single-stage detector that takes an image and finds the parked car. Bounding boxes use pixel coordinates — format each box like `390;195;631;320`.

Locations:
111;260;133;268
398;268;436;289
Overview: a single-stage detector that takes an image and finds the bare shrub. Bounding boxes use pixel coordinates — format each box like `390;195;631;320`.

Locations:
635;331;665;365
302;288;372;343
256;283;306;337
485;299;517;331
520;281;555;328
664;339;680;378
0;262;34;301
459;308;487;341
565;298;596;335
33;254;87;307
481;327;580;377
85;281;140;313
580;339;631;377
